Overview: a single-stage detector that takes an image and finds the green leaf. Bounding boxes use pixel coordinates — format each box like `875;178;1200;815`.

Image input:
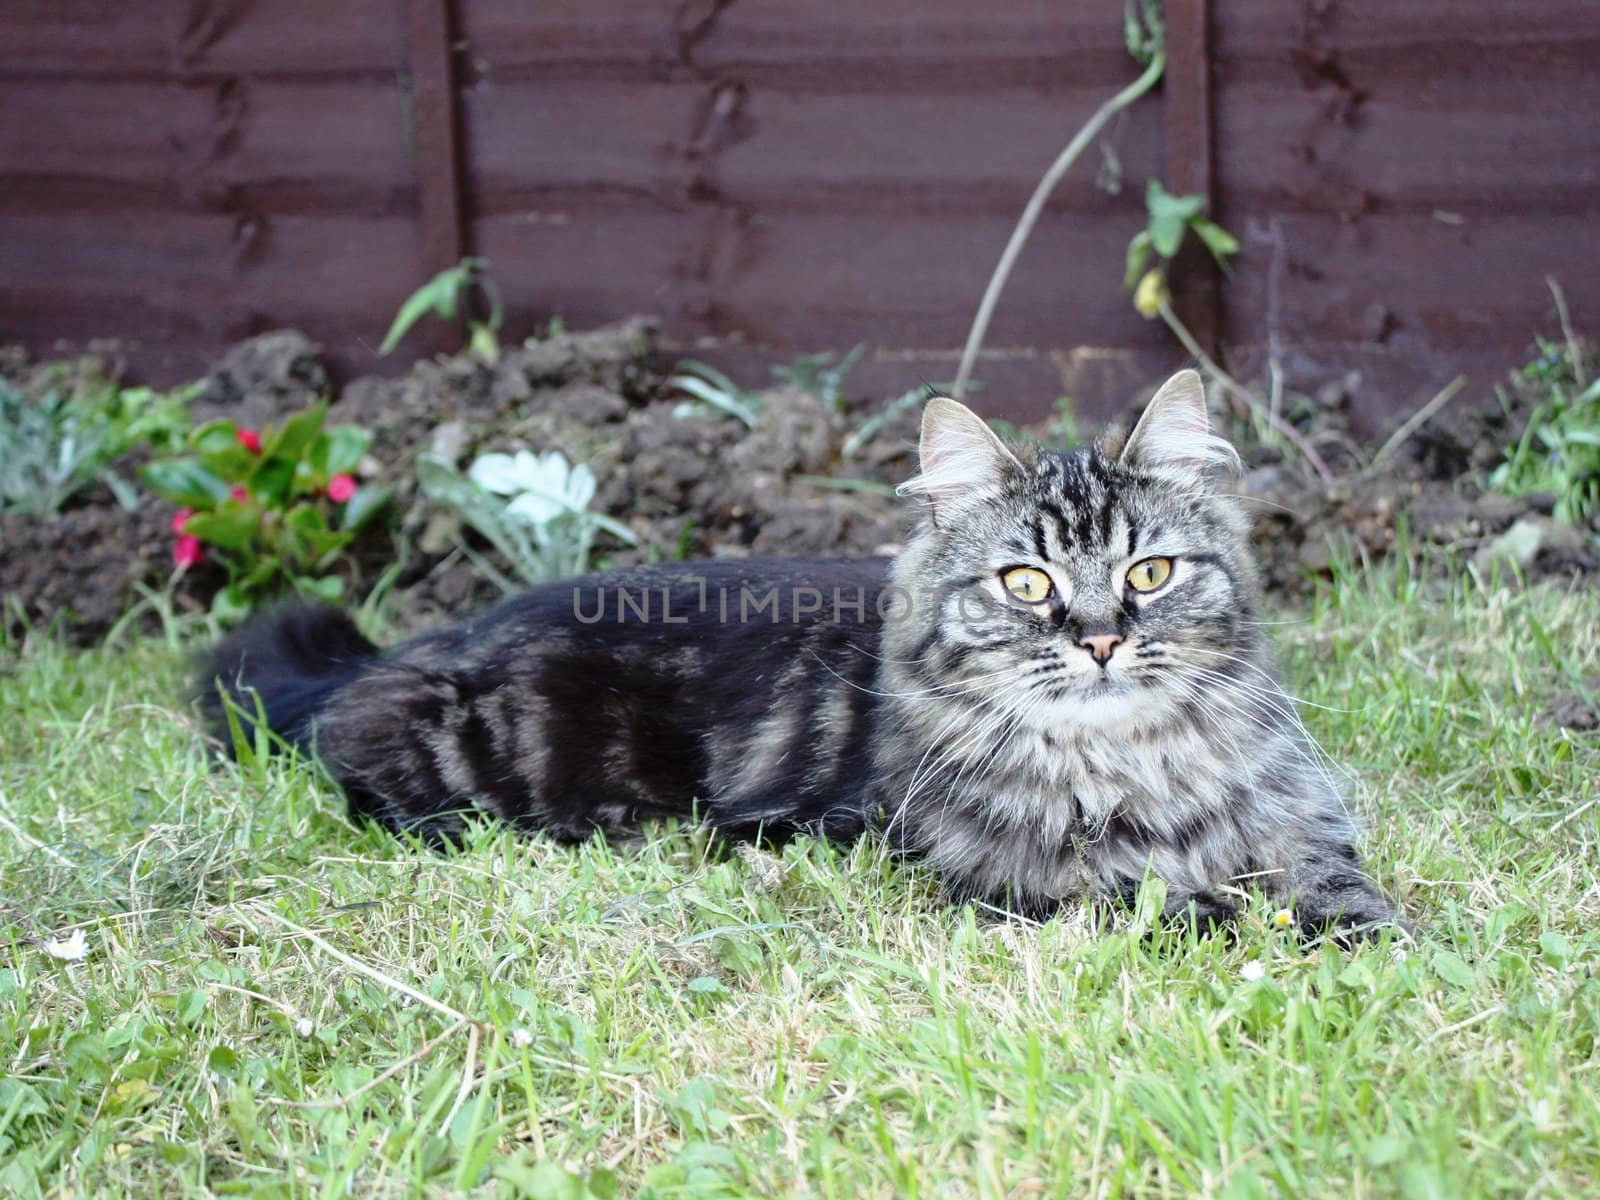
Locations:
284;505;352;564
1190;217;1240;266
176;988;209;1026
297;575;345;604
1149;213;1187;258
340;483;393;533
247;456;297;508
238;559;281;591
490;1159;597;1200
1432;950;1477;989
0;1079;47;1123
270;403;328;460
1364;1134;1410;1168
1146;180;1205;258
589;511;638;546
670;374;759;429
673;359;740;394
97;466;142;511
313;530;355;565
468;322;500;363
189;419;239;456
1128;875;1167;935
1123;230;1153;291
324;426;371;476
184;501;260;552
292;459;319;496
285;503;330;534
196;444;258;482
140;459;231;507
1538;930;1573;966
379;263;473;354
1336;960;1376;991
211;585;255;625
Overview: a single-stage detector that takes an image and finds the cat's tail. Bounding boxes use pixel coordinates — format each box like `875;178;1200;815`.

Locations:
196;605;380;758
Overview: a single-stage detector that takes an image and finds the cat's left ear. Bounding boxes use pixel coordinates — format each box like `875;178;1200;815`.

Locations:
900;396;1022;511
1119;369;1241;485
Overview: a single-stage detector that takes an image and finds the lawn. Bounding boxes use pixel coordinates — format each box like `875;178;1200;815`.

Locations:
1;559;1597;1198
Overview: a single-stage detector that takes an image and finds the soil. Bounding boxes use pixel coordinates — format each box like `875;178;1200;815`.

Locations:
1221;361;1600;594
1;320;1595;646
1539;677;1600;733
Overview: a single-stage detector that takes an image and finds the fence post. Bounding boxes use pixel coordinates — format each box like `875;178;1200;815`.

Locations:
1163;0;1219;358
405;0;467;277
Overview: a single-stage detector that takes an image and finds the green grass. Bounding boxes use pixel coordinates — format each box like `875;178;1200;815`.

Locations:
2;561;1598;1198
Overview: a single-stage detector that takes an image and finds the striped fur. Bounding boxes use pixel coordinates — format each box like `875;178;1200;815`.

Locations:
200;374;1403;939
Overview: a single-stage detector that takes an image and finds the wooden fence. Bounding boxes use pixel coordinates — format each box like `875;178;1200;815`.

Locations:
2;0;1597;430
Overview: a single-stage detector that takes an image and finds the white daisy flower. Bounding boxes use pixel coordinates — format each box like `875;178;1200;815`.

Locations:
41;930;89;961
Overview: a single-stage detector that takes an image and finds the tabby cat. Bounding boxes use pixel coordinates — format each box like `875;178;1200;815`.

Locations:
201;370;1404;937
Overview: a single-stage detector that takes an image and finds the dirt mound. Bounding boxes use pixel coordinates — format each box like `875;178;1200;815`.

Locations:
1239;469;1597;594
194;330;330;429
0;503;222;636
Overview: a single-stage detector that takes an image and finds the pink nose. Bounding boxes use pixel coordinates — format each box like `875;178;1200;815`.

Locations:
1079;632;1124;665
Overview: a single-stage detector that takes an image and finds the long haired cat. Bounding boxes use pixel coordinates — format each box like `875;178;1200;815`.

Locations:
200;370;1403;938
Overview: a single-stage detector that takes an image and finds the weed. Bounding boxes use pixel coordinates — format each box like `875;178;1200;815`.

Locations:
771;344;866;413
1039;396;1082;452
1491;336;1600;523
669;361;762;429
379;258;504;361
841;384;942;459
0;370;190;516
1122;179;1238;313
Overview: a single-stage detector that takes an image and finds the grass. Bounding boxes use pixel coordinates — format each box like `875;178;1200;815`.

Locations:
1;557;1598;1198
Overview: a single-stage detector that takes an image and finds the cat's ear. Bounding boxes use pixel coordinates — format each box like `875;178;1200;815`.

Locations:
900;397;1022;508
1119;369;1240;485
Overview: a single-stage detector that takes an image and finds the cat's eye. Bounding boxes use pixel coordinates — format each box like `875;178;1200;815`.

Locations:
1001;566;1054;605
1126;557;1174;593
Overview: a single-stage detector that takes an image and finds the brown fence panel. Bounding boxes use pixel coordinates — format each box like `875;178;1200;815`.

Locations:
1213;0;1600;435
455;0;1176;416
0;0;419;380
1;1;1597;428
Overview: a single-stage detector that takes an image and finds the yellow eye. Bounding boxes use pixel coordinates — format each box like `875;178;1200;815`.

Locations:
1126;557;1174;593
1001;566;1054;604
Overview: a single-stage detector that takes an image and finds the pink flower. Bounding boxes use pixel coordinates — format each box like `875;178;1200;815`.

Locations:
172;535;204;567
229;485;250;503
327;474;357;503
236;428;262;454
170;507;195;534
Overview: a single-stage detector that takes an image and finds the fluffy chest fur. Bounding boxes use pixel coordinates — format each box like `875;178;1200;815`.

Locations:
868;673;1290;914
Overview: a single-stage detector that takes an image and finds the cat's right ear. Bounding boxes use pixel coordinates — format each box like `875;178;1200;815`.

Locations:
899;397;1021;511
1119;369;1241;485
